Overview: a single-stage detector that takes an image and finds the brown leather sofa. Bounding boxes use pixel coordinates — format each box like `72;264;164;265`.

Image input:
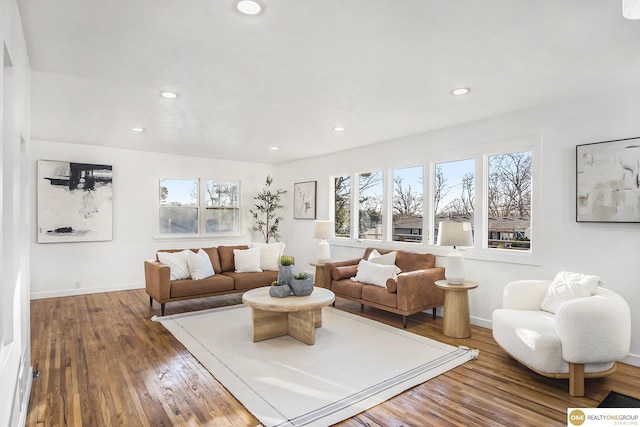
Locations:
144;245;280;316
321;247;445;328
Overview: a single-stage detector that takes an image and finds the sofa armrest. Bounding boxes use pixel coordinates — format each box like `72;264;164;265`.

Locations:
322;258;362;288
555;290;631;364
144;260;171;302
396;267;445;311
502;280;551;310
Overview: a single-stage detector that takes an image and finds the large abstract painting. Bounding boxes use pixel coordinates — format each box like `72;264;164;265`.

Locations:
576;137;640;222
37;160;113;242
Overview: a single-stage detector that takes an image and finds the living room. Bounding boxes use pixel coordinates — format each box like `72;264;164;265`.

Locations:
4;1;640;426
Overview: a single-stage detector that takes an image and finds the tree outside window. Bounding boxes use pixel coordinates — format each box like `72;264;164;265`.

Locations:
487;151;532;250
433;159;474;244
334;175;351;238
358;171;383;240
392;166;423;243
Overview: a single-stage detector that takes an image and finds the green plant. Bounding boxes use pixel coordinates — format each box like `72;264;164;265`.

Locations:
293;272;309;280
250;175;286;243
280;255;293;266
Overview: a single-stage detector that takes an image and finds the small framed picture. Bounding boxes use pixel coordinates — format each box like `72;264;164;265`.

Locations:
293;181;317;219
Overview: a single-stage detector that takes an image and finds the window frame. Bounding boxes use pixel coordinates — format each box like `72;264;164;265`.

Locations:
328;136;541;266
157;177;242;239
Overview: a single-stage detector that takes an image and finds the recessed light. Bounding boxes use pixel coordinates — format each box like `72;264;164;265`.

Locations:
270;146;280;151
333;127;345;132
451;88;470;96
131;127;145;132
237;0;262;15
160;91;178;99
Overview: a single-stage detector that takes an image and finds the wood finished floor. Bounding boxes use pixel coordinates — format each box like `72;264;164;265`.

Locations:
27;289;640;427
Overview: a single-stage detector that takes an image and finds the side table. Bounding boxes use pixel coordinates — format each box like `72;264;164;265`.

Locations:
309;262;326;286
435;280;478;338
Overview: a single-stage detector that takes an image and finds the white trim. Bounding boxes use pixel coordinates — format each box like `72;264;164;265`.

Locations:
30;282;144;300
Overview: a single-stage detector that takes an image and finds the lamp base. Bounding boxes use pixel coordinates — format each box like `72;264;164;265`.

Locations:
317;239;330;263
445;248;465;284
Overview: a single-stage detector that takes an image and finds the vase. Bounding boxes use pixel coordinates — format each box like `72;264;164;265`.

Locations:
269;284;291;298
277;265;295;286
290;278;314;296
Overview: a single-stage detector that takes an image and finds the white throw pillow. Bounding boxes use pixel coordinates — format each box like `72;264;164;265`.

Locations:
157;250;190;281
368;249;397;266
234;247;263;273
540;271;601;314
187;249;215;280
352;259;400;288
251;242;286;271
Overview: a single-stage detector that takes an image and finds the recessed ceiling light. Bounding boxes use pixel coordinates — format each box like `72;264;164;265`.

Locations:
160;91;178;99
333;126;345;132
451;88;470;96
237;0;262;15
270;146;280;151
131;127;145;132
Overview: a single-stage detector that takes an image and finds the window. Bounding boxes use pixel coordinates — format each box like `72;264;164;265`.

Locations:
358;171;383;240
159;178;198;234
204;180;240;233
334;175;351;238
392;166;423;243
159;178;241;236
487;151;531;250
433;159;474;244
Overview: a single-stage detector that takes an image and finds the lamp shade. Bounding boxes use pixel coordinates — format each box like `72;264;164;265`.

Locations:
624;0;640;19
313;220;333;239
437;221;473;284
437;222;473;247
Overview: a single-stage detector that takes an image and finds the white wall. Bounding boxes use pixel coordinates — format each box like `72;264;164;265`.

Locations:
276;86;640;367
29;140;274;298
1;0;31;425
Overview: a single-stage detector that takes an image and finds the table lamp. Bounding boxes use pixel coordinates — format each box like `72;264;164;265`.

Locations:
437;221;473;284
314;220;333;263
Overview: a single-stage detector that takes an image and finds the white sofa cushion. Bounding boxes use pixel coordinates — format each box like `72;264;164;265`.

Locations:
351;259;400;288
251;242;286;271
187;249;215;280
233;247;263;273
540;271;601;314
367;249;397;266
157;250;190;281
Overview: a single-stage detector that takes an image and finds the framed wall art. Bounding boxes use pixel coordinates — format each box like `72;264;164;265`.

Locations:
37;160;113;242
293;181;316;219
576;137;640;222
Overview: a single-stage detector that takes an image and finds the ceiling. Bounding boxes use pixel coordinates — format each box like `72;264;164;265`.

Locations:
16;1;640;164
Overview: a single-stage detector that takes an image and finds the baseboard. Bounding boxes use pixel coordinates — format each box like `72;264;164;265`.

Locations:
30;282;144;300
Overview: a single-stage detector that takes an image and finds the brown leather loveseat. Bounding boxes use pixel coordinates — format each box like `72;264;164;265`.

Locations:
322;247;445;328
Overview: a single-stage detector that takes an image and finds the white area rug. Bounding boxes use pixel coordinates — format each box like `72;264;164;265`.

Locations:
156;305;478;427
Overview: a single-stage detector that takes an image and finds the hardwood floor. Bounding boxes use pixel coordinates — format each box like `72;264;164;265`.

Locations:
27;289;640;426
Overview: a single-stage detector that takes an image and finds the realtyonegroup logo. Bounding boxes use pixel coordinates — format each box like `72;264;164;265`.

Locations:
568;408;640;426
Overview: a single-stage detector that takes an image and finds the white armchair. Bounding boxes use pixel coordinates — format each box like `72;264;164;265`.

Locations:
492;279;631;396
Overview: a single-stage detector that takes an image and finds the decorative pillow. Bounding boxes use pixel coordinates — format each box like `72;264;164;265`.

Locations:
368;249;397;266
187;249;215;280
157;250;190;281
251;242;286;271
233;247;263;273
351;259;400;288
540;271;601;314
332;265;358;281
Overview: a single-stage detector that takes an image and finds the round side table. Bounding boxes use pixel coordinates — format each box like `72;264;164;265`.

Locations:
435;280;478;338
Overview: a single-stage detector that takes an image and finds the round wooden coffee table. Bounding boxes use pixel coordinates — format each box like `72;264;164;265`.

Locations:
242;287;335;345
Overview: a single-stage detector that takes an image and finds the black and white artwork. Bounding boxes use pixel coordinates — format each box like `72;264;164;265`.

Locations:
576;137;640;222
37;160;113;242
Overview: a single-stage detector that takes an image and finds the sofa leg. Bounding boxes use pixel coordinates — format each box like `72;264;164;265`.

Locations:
432;307;437;319
161;303;166;316
149;296;153;307
402;316;408;329
569;363;585;397
360;304;364;312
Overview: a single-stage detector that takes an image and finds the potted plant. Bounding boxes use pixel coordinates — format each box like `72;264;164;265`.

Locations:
277;256;295;286
290;272;313;296
269;280;291;298
250;175;286;243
